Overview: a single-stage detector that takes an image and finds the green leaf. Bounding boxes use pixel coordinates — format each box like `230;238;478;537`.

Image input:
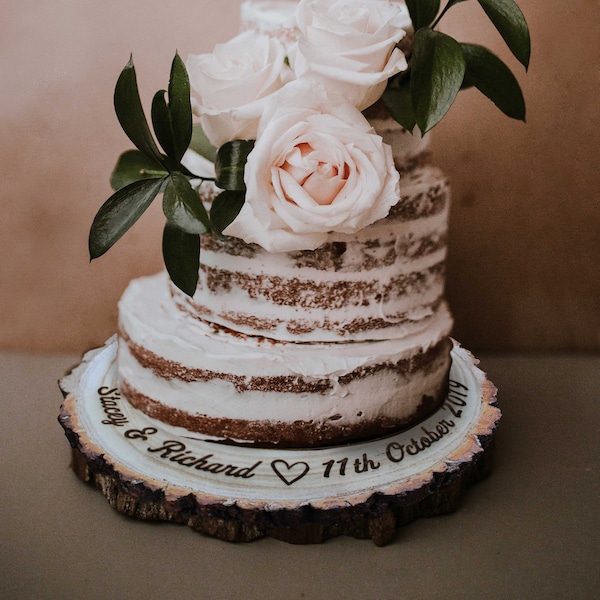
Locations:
406;0;440;30
210;190;245;237
152;90;177;160
110;150;168;191
215;140;255;191
114;57;163;164
478;0;531;69
190;124;217;163
150;54;192;164
382;80;416;132
167;52;192;162
162;221;199;297
411;29;466;134
162;172;211;235
461;43;526;121
89;177;166;259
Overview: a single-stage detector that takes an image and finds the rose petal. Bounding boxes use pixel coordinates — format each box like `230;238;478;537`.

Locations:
302;164;348;205
187;31;290;147
293;0;408;110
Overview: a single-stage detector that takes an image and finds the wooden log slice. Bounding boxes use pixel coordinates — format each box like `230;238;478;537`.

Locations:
58;339;500;546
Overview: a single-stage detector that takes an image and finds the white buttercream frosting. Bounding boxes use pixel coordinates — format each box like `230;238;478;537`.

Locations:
241;1;298;32
370;117;431;167
118;272;452;434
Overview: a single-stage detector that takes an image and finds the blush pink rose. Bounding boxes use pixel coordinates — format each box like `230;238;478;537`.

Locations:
186;30;292;148
224;80;400;252
292;0;409;110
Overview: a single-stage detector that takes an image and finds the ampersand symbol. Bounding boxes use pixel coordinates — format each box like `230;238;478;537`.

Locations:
124;427;158;441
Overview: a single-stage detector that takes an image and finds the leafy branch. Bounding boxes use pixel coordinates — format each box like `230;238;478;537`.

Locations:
88;54;251;296
383;0;530;133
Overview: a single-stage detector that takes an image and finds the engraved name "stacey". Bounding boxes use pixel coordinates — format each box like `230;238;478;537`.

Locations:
97;386;129;427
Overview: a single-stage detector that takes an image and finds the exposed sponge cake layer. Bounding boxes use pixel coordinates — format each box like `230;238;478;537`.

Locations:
172;166;450;342
118;271;453;447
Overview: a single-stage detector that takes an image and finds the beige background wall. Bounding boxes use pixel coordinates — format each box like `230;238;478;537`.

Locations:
1;0;598;353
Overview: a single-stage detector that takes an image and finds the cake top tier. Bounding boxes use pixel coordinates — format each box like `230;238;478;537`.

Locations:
89;0;529;297
240;1;413;40
240;1;298;36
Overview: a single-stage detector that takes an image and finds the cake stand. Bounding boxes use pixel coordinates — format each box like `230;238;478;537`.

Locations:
58;339;499;546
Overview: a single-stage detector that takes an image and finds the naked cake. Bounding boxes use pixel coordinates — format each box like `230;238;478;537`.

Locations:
89;0;529;448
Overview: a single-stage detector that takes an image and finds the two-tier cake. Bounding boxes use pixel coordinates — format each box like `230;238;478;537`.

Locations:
116;0;454;447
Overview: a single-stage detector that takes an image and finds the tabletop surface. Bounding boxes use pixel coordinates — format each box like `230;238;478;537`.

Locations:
1;350;598;600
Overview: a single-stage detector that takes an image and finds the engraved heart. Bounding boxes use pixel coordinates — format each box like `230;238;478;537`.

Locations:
271;460;310;486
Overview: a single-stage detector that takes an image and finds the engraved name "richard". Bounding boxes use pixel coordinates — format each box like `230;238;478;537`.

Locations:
147;440;262;478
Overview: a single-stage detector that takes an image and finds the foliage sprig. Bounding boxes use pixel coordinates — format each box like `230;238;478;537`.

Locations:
88;54;249;295
384;0;530;133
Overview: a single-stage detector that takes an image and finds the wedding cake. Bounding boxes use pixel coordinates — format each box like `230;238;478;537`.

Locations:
89;0;529;448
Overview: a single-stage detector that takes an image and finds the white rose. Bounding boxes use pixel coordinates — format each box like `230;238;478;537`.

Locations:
186;31;292;148
224;80;400;252
293;0;408;110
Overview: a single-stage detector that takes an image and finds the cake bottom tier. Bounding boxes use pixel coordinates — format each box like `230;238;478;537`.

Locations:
117;272;453;447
